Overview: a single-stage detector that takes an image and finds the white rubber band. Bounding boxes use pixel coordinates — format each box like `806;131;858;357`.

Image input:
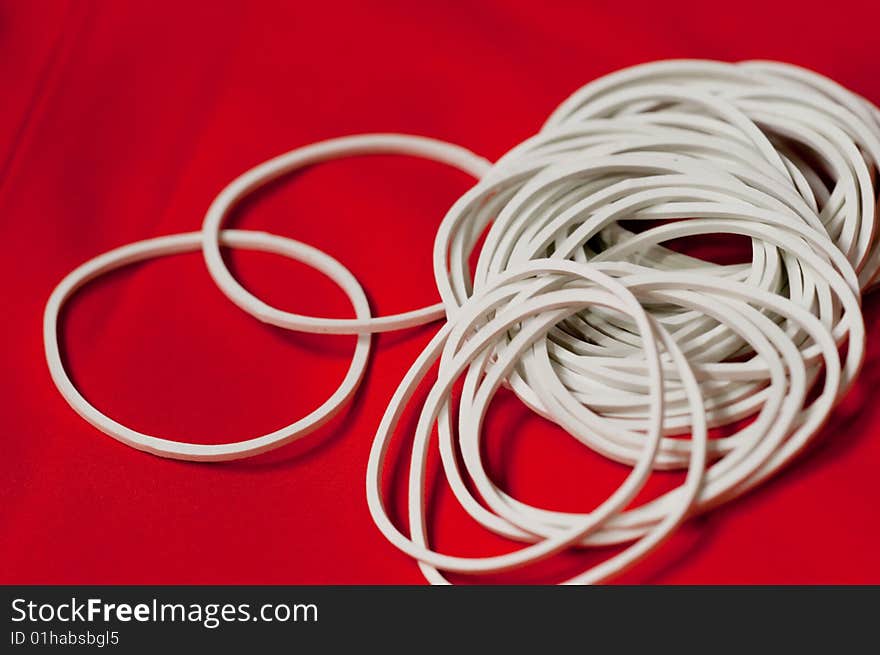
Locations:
201;134;491;334
44;230;372;461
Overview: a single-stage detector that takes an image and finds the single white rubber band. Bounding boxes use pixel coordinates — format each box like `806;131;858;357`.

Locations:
44;229;372;461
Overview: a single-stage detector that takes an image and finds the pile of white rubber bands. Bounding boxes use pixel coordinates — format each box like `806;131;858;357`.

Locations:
44;60;880;583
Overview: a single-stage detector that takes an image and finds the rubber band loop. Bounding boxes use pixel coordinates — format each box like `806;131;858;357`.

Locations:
44;230;371;461
201;134;491;334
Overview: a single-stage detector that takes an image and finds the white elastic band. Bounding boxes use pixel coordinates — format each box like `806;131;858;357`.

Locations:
201;134;491;334
44;230;372;461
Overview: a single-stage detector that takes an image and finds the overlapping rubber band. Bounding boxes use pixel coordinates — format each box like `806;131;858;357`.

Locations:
44;135;489;461
44;60;880;582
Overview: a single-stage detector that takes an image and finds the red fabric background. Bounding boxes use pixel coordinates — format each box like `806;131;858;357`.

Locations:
3;0;880;584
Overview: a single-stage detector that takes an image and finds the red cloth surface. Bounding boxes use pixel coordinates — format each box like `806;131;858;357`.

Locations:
3;0;880;584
